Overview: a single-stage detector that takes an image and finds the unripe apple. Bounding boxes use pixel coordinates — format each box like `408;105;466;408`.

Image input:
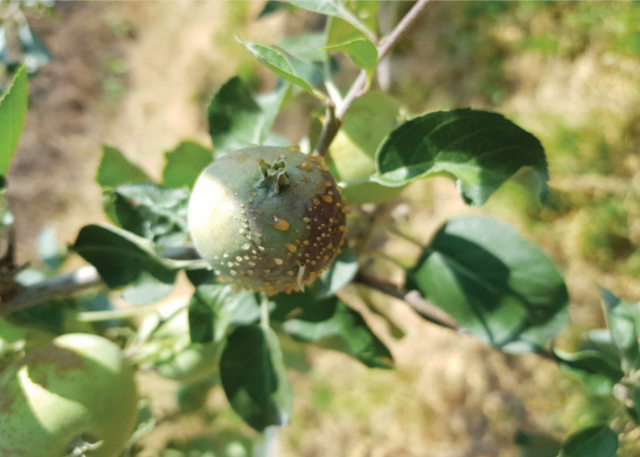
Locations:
188;146;348;295
0;333;138;457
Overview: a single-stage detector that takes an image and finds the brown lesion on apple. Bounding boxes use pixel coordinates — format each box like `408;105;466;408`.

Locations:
295;180;347;285
22;345;87;388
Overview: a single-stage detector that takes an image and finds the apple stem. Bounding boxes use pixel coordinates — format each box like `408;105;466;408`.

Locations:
66;436;104;457
260;292;270;328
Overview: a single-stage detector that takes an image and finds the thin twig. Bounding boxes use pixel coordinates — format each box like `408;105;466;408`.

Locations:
334;71;367;123
377;0;433;61
355;273;559;362
76;302;164;323
314;0;432;157
354;273;461;332
0;246;199;317
323;57;343;106
0;266;102;316
312;103;341;157
336;0;433;121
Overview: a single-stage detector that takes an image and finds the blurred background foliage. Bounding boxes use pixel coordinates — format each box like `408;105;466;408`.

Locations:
3;1;640;456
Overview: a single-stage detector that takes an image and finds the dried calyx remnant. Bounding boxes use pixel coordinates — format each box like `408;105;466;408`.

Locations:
188;146;349;295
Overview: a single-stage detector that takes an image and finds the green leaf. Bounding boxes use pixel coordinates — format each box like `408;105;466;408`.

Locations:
264;133;291;149
561;329;625;395
631;388;640;425
73;224;179;304
322;1;379;74
187;283;259;344
514;429;561;457
286;0;350;18
37;225;67;270
207;76;289;155
374;109;549;206
583;329;622;369
278;32;327;65
207;76;261;153
0;66;28;176
311;247;359;299
601;288;640;373
255;80;292;142
556;340;623;381
122;399;156;454
237;39;319;96
287;0;376;40
220;325;293;431
322;38;377;73
112;183;190;249
18;20;52;72
332;92;401;171
274;34;327;89
187;296;215;344
182;242;260;332
554;347;624;395
7;298;67;335
177;379;214;413
96;145;151;222
410;215;569;353
0;317;28;344
326;91;404;204
344;180;405;206
96;145;149;188
344;0;379;33
228;293;262;328
558;425;618;457
272;291;394;369
162;141;213;189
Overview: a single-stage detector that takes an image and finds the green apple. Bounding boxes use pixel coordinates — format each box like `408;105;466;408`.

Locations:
0;333;138;457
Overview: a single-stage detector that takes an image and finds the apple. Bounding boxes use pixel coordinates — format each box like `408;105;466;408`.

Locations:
0;333;138;457
188;146;347;295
